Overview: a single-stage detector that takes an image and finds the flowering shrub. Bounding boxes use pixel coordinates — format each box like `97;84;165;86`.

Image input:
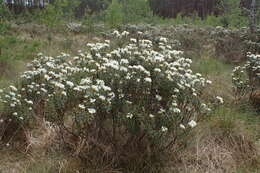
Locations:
232;52;260;102
0;30;216;171
211;26;260;63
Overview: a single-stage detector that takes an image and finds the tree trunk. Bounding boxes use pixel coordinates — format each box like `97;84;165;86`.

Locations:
249;0;257;33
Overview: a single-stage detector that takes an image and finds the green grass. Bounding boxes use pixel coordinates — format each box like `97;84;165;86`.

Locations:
0;36;42;61
192;56;232;76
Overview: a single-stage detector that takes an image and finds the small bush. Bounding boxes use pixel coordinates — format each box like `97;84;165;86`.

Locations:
0;30;221;172
232;52;260;107
211;26;247;63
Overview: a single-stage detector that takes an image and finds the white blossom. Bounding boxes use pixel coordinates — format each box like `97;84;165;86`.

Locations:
216;96;224;104
78;104;85;110
180;124;186;129
88;108;96;114
161;126;168;132
188;120;197;128
144;77;152;83
126;113;134;119
156;95;162;101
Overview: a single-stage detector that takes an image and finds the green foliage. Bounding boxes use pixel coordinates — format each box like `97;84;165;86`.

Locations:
75;0;110;18
120;0;153;23
81;11;96;33
0;20;11;35
0;0;12;19
104;0;124;28
225;8;248;28
204;16;222;26
0;36;41;60
217;0;248;28
60;0;80;21
0;0;12;34
104;0;154;27
35;2;63;28
34;0;79;28
172;14;184;25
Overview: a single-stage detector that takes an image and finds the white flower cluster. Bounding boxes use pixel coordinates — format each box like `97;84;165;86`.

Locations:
232;52;260;95
112;30;130;38
246;53;260;75
0;30;213;135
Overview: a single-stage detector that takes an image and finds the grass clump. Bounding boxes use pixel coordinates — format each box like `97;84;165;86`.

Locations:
171;106;259;173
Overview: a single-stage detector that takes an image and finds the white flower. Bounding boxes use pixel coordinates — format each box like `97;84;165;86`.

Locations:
171;101;178;107
155;95;162;101
121;31;129;37
144;77;152;83
216;96;224;104
0;119;4;123
161;126;168;132
9;92;16;97
112;30;119;35
26;100;33;105
62;91;67;96
19;116;24;120
88;108;96;114
12;112;18;116
90;98;96;103
149;114;154;118
126;113;134;119
180;124;186;129
44;74;51;81
188;120;197;128
154;68;161;73
126;100;132;104
206;80;212;84
174;88;179;93
10;85;18;92
158;108;166;114
37;52;43;56
159;37;167;43
172;108;181;113
130;38;137;43
54;82;65;90
41;88;48;93
99;95;106;101
10;103;16;107
91;85;99;92
66;81;74;88
78;104;85;110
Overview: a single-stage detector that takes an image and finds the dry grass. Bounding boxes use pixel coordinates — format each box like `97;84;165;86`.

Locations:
167;110;260;173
